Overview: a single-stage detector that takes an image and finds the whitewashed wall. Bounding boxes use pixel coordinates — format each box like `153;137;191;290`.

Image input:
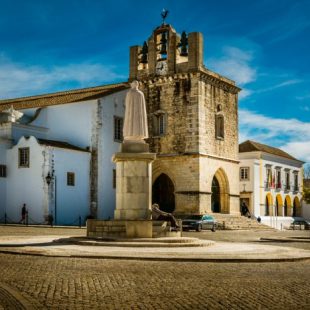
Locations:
6;136;46;223
29;100;98;148
97;90;127;219
2;91;126;223
0;140;10;219
52;148;90;225
11;123;48;143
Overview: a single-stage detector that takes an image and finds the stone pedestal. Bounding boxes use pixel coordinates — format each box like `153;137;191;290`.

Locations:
113;152;156;221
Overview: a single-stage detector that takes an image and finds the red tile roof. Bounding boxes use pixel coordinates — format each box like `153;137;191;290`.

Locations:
239;140;302;162
0;82;128;111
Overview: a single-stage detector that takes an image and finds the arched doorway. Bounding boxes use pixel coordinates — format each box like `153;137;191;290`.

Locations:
275;194;283;216
152;173;175;213
265;193;273;216
293;197;300;217
265;196;269;216
211;168;230;214
211;176;221;213
284;195;291;217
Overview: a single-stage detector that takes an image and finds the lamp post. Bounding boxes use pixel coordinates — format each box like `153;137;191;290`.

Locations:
46;171;57;225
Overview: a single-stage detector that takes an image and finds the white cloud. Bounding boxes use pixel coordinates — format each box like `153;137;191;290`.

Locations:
281;141;310;163
208;46;257;86
238;88;252;100
239;109;310;163
0;55;126;99
296;94;310;101
255;79;302;94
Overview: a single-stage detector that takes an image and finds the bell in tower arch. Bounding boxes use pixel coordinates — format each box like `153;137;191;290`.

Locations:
140;41;148;64
159;31;168;55
178;31;188;56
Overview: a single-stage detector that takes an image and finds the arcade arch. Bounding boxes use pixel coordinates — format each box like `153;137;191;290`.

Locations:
211;168;230;214
152;173;175;213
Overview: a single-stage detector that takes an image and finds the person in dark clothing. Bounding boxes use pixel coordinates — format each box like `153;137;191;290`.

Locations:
152;203;179;229
20;203;27;224
241;201;250;217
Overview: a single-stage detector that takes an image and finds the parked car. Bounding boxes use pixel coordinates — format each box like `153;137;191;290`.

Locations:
181;214;217;232
290;219;310;230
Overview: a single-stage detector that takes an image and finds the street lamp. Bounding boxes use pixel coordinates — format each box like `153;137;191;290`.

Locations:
46;172;52;185
45;171;57;225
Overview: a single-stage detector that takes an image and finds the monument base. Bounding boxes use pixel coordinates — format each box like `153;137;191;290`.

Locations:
87;219;182;239
121;141;149;153
113;152;156;220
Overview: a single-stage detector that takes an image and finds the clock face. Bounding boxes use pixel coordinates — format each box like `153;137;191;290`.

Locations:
156;61;168;75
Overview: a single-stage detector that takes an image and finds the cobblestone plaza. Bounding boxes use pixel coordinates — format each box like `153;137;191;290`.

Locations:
0;226;309;309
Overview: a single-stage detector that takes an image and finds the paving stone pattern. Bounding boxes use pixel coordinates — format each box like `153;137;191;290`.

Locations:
0;253;309;309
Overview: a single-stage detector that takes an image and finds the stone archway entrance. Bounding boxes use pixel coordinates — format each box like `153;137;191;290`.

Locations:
211;176;221;213
152;173;175;213
293;197;300;217
211;169;230;214
275;194;283;216
265;196;269;216
265;193;273;216
284;195;291;217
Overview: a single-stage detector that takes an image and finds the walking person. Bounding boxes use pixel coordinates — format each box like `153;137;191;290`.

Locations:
20;203;27;224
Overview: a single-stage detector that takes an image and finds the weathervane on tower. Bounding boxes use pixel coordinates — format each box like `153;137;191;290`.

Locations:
161;8;169;24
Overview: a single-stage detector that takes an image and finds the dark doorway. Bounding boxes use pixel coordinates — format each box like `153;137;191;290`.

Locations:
293;200;297;217
265;196;269;216
152;174;175;213
284;199;288;216
211;176;221;213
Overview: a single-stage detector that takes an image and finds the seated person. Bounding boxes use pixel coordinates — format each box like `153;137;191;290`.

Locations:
241;201;251;217
151;203;179;229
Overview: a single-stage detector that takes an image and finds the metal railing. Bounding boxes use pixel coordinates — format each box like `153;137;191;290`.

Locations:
0;212;84;228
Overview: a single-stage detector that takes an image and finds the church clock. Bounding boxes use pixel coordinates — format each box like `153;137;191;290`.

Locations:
156;60;168;75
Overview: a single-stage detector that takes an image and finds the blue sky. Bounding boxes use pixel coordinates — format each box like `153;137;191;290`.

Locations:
0;0;310;164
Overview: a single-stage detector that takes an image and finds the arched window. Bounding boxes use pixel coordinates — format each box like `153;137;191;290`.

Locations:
215;114;224;139
152;110;167;136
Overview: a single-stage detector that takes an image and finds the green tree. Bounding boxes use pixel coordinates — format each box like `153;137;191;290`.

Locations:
304;188;310;204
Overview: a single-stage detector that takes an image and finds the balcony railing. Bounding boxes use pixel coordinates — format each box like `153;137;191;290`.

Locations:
275;183;282;191
284;184;290;192
293;185;299;193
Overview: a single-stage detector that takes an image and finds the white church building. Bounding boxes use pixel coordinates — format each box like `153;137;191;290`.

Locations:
0;84;128;225
0;21;306;228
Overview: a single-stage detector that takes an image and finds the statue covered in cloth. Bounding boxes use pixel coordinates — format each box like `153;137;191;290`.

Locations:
123;80;148;143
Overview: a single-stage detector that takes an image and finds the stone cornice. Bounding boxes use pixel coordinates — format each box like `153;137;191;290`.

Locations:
199;69;241;94
138;69;241;94
157;152;239;164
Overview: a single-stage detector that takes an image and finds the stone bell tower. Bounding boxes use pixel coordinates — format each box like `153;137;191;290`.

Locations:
128;15;242;216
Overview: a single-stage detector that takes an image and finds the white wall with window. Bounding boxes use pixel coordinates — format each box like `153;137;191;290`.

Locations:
5;136;90;225
97;90;126;220
6;136;47;223
52;147;90;225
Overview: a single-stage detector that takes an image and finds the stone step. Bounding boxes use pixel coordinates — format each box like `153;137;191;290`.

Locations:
212;214;275;230
88;219;179;238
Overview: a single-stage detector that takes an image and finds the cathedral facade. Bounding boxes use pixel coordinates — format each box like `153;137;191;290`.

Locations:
0;22;241;225
130;23;241;215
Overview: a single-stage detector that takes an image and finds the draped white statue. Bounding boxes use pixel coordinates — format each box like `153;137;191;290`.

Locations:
123;81;148;142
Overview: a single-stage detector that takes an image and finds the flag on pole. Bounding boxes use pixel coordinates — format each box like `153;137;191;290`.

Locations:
272;170;275;188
